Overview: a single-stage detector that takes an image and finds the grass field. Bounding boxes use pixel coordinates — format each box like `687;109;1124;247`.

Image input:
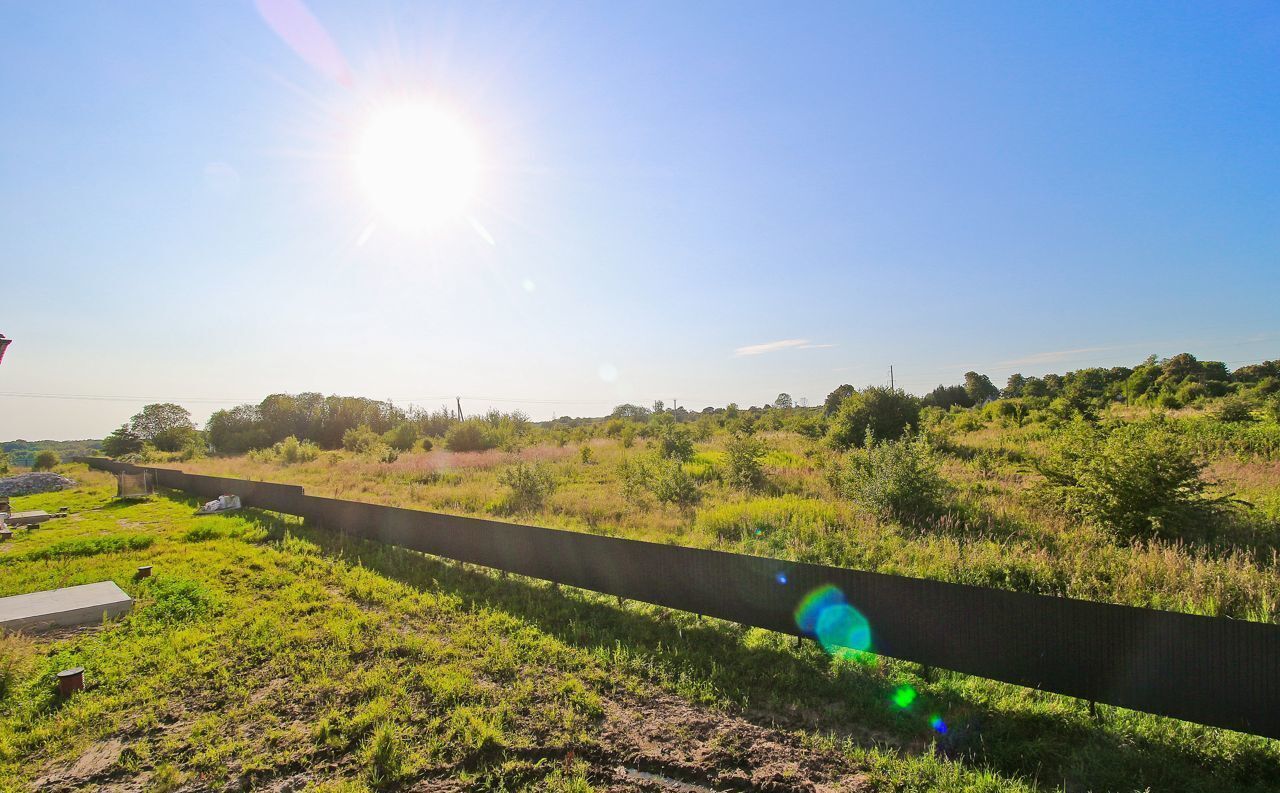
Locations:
1;455;1278;791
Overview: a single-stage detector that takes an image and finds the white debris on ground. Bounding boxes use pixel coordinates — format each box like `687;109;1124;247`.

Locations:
0;472;76;497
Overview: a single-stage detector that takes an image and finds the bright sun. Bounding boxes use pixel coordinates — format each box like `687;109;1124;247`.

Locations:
355;102;479;232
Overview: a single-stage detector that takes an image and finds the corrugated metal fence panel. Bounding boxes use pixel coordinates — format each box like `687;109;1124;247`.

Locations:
75;458;1280;739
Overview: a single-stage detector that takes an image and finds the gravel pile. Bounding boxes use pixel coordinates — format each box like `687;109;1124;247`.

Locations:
0;472;76;497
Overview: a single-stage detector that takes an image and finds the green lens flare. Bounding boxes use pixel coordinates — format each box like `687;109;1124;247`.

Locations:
891;684;917;709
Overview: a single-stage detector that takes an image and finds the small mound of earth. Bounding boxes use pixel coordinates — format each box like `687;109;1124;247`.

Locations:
0;472;76;497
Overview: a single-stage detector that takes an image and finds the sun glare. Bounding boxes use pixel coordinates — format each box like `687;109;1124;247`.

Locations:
355;102;479;232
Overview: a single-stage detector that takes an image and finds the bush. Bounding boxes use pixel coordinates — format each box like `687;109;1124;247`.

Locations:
826;387;920;449
342;425;382;453
384;422;419;451
1036;418;1228;540
651;458;702;509
277;435;320;464
32;450;59;470
1215;396;1256;423
444;421;496;452
618;457;653;507
656;422;695;461
618;455;701;510
724;434;766;491
249;436;321;465
579;445;593;465
833;431;945;523
496;462;556;513
375;445;399;464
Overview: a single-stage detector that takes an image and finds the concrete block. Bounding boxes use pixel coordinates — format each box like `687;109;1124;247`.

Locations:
0;581;133;632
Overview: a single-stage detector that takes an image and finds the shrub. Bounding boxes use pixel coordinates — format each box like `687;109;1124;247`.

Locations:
444;421;496;452
618;455;700;509
383;422;419;451
32;450;59;470
724;433;766;491
656;422;695;461
579;445;593;465
496;462;556;513
833;431;945;523
0;450;7;475
618;457;653;506
277;435;320;464
342;425;381;453
620;425;636;448
826;387;921;449
1036;418;1228;540
650;458;701;509
375;445;399;464
1214;396;1256;423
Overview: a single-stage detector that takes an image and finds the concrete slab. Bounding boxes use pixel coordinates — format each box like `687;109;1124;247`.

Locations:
0;581;133;632
7;510;52;527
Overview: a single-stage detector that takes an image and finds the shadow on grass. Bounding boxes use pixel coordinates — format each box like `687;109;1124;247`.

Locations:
261;511;1280;793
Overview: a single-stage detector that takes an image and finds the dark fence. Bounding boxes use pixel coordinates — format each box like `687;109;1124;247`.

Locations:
78;457;1280;740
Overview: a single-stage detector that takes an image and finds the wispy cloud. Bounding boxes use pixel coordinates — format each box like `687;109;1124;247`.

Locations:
734;339;834;357
998;346;1116;367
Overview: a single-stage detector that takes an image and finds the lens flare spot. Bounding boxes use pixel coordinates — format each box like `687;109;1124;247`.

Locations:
891;685;917;709
815;604;872;659
794;584;844;634
774;572;788;585
930;714;948;734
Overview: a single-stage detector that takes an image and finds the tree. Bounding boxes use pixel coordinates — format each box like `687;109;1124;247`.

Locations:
921;384;972;410
102;424;144;457
826;387;921;449
963;372;999;405
1002;373;1027;399
130;403;194;444
33;450;60;470
774;393;794;409
206;405;269;454
823;384;855;416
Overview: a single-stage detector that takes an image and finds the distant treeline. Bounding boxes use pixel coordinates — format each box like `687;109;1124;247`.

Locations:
94;352;1277;460
916;353;1278;413
1;439;101;468
206;394;456;454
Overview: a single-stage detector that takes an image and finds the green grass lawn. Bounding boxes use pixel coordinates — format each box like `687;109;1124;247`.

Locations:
2;465;1278;791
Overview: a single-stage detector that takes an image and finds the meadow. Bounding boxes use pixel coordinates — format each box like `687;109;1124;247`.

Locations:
8;356;1280;790
3;460;1280;792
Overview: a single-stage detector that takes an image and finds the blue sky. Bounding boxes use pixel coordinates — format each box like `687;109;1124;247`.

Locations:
2;1;1278;439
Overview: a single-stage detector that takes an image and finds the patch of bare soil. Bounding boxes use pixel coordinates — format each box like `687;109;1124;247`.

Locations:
594;691;873;792
33;738;124;791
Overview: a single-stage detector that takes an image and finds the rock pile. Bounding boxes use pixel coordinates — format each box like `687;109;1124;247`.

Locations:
0;472;76;497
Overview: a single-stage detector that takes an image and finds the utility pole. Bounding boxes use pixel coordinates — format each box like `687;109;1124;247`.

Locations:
456;396;464;422
890;365;895;390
